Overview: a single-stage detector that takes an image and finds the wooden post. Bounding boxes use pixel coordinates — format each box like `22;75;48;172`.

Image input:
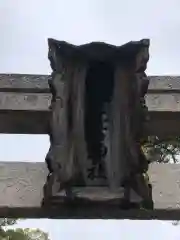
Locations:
105;39;153;209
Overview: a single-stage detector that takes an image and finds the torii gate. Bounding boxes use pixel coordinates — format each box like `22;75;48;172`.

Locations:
0;38;180;220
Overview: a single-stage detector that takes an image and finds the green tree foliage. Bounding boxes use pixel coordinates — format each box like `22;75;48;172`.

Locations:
0;219;17;227
142;136;180;163
0;219;50;240
142;136;180;226
0;228;49;240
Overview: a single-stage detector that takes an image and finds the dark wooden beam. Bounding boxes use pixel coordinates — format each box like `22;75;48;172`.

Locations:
0;110;179;136
146;111;180;137
0;110;50;134
1;207;180;220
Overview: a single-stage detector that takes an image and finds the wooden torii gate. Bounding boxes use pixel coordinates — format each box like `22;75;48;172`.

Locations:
0;38;180;220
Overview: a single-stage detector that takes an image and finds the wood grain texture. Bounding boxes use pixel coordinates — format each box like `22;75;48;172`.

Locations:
72;64;89;184
108;66;130;190
0;162;179;219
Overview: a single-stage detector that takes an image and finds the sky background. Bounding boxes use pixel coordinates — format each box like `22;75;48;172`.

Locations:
1;0;180;239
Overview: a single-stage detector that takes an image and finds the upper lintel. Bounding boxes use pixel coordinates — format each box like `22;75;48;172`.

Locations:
47;38;150;62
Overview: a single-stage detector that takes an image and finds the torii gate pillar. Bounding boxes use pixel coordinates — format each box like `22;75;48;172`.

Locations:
42;38;153;210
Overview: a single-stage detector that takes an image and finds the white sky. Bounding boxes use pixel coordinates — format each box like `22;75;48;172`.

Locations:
1;0;180;239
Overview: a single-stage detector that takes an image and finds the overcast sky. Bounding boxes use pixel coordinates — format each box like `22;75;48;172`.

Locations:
1;0;180;239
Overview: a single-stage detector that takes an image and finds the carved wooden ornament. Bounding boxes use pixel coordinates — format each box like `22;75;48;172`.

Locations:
43;38;153;210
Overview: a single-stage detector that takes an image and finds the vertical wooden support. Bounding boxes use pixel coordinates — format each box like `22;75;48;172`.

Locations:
107;39;153;208
43;40;75;200
43;40;89;204
72;64;89;184
107;67;130;190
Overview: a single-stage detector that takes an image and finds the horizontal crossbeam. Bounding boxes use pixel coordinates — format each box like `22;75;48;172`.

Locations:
1;74;180;92
0;74;180;136
0;162;179;219
2;207;180;220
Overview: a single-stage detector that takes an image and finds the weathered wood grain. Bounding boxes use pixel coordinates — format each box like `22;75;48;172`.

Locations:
0;162;179;219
